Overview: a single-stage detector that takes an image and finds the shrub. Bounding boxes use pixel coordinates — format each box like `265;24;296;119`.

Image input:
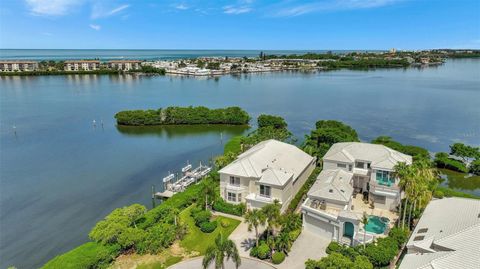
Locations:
388;227;409;248
433;189;445;198
288;229;301;241
364;237;398;267
250;246;258;257
256;242;270;260
434;152;468;173
213;199;245;216
326;241;343;254
272;252;286;264
220;219;230;228
191;210;212;226
200;221;218;233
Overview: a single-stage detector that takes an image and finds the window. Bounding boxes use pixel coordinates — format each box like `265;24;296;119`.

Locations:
337;163;347;168
348;165;353;171
260;185;271;197
367;163;371;169
238;193;242;202
229;176;240;186
227;192;237;202
355;161;365;169
376;170;394;186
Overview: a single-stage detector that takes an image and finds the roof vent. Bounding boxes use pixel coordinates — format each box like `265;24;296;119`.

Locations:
329;189;333;193
418;228;428;233
413;236;425;241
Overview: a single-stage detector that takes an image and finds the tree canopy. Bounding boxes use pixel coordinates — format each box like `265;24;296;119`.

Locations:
302;120;359;159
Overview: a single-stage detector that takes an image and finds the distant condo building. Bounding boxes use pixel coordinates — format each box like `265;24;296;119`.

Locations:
64;60;100;71
0;61;38;72
107;60;142;71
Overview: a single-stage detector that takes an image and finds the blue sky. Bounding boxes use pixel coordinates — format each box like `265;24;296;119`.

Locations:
0;0;479;50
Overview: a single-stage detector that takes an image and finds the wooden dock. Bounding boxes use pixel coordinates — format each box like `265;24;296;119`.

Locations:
154;162;211;199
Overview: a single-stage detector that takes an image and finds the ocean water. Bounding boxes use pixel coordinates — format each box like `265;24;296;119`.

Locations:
0;56;479;268
0;49;379;61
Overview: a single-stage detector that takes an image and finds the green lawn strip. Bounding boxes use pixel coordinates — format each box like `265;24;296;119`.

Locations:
179;205;240;255
224;135;244;154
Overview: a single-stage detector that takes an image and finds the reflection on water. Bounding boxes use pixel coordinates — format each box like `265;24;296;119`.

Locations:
116;124;250;139
439;168;480;196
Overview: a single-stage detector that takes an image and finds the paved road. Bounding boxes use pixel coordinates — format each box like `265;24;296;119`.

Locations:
277;230;329;269
169;256;275;269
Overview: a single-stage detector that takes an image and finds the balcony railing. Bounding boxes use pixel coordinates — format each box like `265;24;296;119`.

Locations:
370;179;399;193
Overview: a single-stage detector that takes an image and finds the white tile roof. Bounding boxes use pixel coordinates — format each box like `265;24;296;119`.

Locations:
323;142;412;170
219;139;314;186
307;169;354;203
400;198;480;269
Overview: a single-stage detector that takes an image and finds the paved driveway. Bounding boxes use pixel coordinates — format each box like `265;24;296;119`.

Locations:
169;256;275;269
226;217;266;258
277;230;330;269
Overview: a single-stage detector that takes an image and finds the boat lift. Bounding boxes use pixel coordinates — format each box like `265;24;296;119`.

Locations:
155;161;211;199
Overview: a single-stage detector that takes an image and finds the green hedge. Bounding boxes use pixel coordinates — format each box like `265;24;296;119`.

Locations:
213;199;245;216
200;221;218;233
41;242;120;269
115;106;250;126
287;167;321;212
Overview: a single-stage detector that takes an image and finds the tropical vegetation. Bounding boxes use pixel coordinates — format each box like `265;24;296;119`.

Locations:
115;106;250;126
202;233;241;269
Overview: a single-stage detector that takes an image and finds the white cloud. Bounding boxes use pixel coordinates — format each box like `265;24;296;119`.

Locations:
272;0;402;17
174;3;189;10
89;24;101;30
223;5;252;14
25;0;84;16
91;4;130;19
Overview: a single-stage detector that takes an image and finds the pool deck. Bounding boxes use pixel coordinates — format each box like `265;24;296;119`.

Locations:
351;195;398;233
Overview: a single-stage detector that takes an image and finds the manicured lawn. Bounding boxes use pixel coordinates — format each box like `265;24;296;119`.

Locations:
180;205;241;255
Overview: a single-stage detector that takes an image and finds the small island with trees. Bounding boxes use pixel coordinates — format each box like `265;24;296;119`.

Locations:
114;106;251;126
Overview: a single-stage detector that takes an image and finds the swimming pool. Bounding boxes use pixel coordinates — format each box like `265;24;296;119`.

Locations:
364;216;389;234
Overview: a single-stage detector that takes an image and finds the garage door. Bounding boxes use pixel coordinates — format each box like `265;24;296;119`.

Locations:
304;214;334;239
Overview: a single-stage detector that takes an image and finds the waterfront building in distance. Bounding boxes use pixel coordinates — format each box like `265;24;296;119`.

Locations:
399;197;480;269
0;60;38;72
64;60;100;71
107;60;142;71
301;142;412;246
218;139;316;213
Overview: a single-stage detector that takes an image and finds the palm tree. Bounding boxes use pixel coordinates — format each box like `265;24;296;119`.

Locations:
275;231;292;254
393;162;414;228
244;209;266;247
203;233;241;269
361;212;369;249
261;200;281;240
200;178;216;210
280;212;302;233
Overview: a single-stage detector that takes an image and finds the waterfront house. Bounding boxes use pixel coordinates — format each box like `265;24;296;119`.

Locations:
399;197;480;269
107;60;142;71
219;139;316;213
0;61;38;72
302;142;412;246
64;60;100;71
